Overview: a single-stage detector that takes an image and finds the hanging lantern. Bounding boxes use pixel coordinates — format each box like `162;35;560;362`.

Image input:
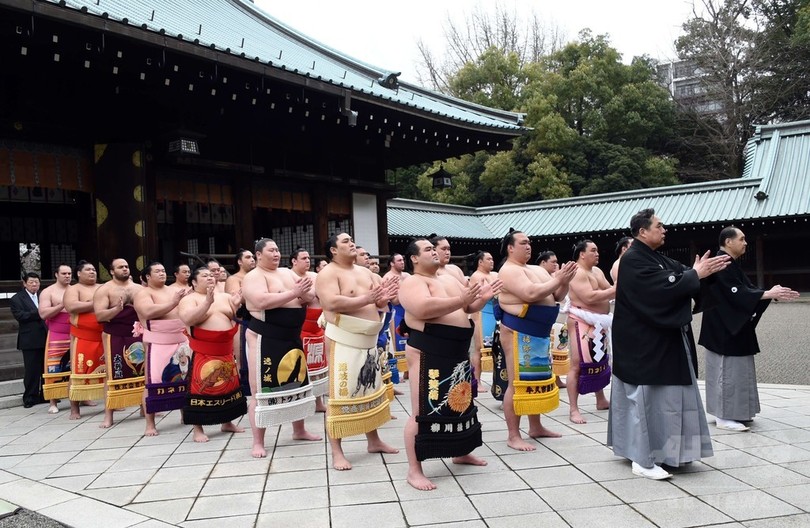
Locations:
430;164;453;189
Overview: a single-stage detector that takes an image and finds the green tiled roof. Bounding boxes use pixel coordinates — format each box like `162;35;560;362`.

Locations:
388;120;810;239
36;0;525;133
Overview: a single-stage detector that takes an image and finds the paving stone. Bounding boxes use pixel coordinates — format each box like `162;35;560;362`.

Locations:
631;497;733;528
700;489;801;521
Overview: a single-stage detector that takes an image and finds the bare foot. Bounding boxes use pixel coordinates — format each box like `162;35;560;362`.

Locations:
507;437;537;451
332;452;352;470
144;426;159;437
315;402;327;413
367;439;399;454
69;411;81;420
221;422;246;433
596;401;610;411
192;426;209;443
252;443;267;458
48;405;59;414
556;379;567;388
292;430;322;441
100;412;114;429
570;409;587;424
80;400;98;407
452;454;488;466
407;469;437;491
528;425;562;438
389;414;398;420
394;388;404;396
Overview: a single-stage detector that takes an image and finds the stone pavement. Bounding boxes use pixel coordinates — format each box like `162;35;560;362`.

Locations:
1;374;809;528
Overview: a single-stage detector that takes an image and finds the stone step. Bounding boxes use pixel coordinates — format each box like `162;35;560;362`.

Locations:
0;378;23;398
0;335;17;348
0;394;22;410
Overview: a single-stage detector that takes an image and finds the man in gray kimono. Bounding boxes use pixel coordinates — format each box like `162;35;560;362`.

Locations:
699;226;798;432
608;208;730;480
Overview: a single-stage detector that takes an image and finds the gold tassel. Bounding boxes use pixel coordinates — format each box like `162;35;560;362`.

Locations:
396;357;408;374
105;386;144;409
69;383;105;402
327;401;391;439
43;381;69;400
512;377;560;416
481;347;493;372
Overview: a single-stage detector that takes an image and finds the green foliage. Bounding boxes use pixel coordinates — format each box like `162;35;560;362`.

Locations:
398;29;679;205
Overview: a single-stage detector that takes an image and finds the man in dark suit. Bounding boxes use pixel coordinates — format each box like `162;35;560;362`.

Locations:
10;272;48;408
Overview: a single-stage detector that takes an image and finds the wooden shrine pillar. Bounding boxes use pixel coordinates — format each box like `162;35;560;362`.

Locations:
92;143;148;280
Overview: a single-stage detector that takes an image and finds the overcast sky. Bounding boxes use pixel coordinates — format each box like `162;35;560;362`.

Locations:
254;0;697;85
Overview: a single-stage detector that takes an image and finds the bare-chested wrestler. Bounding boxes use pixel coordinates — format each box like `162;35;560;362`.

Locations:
400;239;502;490
317;233;400;470
290;248;328;413
498;230;577;450
381;254;409;393
93;258;143;428
536;251;568;390
225;249;256;398
134;262;191;436
610;236;633;284
172;264;191;290
469;251;498;393
242;239;321;459
567;240;614;424
316;259;328;273
39;264;73;414
369;258;381;275
355;246;371;268
63;261;102;420
178;267;246;442
207;259;225;293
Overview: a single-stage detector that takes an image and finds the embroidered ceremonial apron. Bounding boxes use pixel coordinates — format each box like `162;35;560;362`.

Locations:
392;304;408;374
568;307;612;395
325;314;389;439
103;306;145;409
550;322;571;378
184;325;246;425
69;312;105;401
236;306;251;397
43;312;71;400
248;308;315;428
489;324;508;401
408;323;482;461
302;307;328;398
376;308;396;402
143;319;190;413
502;304;560;415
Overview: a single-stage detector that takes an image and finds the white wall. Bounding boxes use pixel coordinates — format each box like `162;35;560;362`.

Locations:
352;192;379;255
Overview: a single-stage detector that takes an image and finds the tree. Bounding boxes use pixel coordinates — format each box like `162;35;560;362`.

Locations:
416;4;566;95
674;0;810;180
401;24;680;205
523;33;678;196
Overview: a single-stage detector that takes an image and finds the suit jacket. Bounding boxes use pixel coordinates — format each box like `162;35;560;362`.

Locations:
698;249;770;357
613;240;700;386
10;290;47;350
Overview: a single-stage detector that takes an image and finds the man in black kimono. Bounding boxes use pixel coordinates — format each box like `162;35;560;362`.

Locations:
699;226;798;432
608;208;730;480
11;272;48;408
